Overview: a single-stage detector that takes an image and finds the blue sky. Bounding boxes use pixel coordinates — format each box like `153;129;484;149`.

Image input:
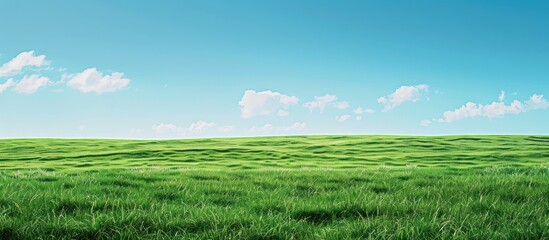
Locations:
1;0;548;138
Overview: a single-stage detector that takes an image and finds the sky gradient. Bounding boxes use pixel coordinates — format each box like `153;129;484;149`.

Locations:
1;0;548;138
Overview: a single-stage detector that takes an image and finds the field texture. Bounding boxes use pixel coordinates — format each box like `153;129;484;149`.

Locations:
0;136;548;239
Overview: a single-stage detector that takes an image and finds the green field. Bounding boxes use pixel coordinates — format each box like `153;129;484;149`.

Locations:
1;136;548;239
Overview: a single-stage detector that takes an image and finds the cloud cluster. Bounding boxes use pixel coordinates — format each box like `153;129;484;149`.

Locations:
0;51;48;77
304;94;338;112
14;75;51;94
336;114;351;122
0;79;15;93
434;94;547;123
152;121;234;135
66;68;130;94
239;90;299;118
378;84;428;111
0;51;130;94
249;122;307;133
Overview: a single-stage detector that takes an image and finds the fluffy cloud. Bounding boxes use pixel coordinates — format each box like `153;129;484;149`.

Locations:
249;122;307;133
436;94;547;123
354;107;375;115
304;94;338;112
498;91;505;102
239;90;299;118
277;109;289;117
438;101;523;122
378;84;428;111
334;101;350;110
67;68;130;94
336;114;351;122
153;121;233;135
283;122;307;131
130;128;143;134
218;125;235;133
0;78;15;93
187;121;216;133
420;119;431;126
0;51;48;77
526;94;549;110
152;123;184;134
14;75;51;94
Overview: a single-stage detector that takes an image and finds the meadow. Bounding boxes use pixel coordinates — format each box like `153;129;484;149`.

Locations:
0;136;548;239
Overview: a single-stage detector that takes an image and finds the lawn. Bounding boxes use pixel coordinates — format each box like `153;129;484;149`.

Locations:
0;136;548;239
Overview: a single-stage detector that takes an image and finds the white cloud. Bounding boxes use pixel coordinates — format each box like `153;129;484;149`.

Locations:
249;122;307;133
334;101;350;110
152;123;184;134
250;124;274;133
378;84;429;111
283;122;307;131
356;116;363;121
14;75;51;94
239;90;299;118
420;119;431;126
130;128;143;134
0;51;48;77
336;114;351;122
79;125;86;130
153;121;234;135
67;68;130;94
304;94;337;113
438;101;523;122
218;125;235;133
187;121;216;133
526;94;549;110
435;94;547;123
354;107;375;115
0;78;15;93
277;109;289;117
498;91;505;102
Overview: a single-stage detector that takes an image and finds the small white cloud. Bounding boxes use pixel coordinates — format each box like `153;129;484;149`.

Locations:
249;122;306;133
187;121;216;133
67;68;130;94
354;107;375;115
0;51;48;77
498;91;505;102
356;116;363;121
130;128;143;134
79;125;86;130
0;78;15;93
152;123;184;134
336;114;351;122
334;101;350;110
526;94;549;110
435;93;547;123
218;125;235;133
420;119;431;126
14;75;51;94
378;84;429;111
438;100;524;122
249;124;274;133
239;90;299;118
277;109;289;117
283;122;307;131
304;94;338;113
153;121;232;135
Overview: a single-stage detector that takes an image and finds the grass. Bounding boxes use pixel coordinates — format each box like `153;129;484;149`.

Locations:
0;135;548;239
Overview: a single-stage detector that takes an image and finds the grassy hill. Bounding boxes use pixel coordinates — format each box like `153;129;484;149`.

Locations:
0;136;548;239
1;135;548;171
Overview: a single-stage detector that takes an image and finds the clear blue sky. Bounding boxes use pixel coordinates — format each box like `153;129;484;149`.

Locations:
1;0;548;138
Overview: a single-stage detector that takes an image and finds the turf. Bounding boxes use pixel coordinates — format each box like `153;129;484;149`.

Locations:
0;136;548;239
